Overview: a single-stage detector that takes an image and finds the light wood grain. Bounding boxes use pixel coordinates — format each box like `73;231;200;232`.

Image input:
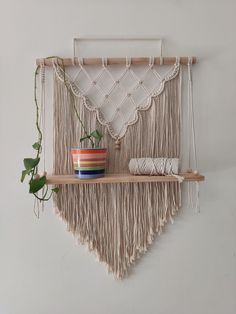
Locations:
46;173;204;185
36;57;197;67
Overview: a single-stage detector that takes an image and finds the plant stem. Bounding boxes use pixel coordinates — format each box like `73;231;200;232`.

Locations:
32;65;42;179
71;97;95;148
33;190;53;202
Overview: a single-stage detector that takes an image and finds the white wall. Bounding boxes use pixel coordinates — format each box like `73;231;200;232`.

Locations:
0;0;236;313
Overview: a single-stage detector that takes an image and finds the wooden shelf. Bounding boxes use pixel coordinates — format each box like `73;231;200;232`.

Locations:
46;173;205;185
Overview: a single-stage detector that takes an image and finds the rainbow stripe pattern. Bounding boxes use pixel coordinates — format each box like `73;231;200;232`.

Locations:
71;148;107;179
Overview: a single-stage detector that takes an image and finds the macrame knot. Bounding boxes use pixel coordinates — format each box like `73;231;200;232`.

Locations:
53;56;181;140
102;57;108;68
149;56;154;68
115;139;121;150
126;56;131;68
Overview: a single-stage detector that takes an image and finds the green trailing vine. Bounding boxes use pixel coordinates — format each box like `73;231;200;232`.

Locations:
21;56;103;203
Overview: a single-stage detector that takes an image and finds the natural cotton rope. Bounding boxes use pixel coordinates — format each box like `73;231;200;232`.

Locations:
53;58;180;141
129;158;179;175
129;158;184;182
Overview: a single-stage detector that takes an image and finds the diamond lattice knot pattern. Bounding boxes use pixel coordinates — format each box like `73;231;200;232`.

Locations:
54;58;180;139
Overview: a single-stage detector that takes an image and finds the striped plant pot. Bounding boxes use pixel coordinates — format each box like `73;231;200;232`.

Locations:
71;148;107;179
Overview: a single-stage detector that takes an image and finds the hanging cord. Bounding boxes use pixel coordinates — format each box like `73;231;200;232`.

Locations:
187;57;200;212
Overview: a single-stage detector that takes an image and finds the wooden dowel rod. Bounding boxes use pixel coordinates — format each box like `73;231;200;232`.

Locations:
36;56;197;67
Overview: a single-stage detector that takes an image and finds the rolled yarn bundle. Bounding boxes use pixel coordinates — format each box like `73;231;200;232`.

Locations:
128;158;179;175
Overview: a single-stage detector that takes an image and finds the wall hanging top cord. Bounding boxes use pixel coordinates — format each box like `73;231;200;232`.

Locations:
36;37;197;66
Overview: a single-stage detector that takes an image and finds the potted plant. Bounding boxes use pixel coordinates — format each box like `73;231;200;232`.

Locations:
71;130;107;179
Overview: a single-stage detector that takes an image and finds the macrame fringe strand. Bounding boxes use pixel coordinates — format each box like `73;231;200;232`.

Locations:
54;182;181;279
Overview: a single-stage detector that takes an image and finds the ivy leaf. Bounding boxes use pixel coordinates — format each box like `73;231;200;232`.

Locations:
52;187;59;193
29;175;46;194
32;142;41;150
80;135;91;142
21;169;30;182
90;130;103;140
24;157;40;171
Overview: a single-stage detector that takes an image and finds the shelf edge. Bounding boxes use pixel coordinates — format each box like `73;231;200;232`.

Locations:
46;173;205;185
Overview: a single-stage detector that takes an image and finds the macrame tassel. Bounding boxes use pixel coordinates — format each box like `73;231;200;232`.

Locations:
115;139;121;150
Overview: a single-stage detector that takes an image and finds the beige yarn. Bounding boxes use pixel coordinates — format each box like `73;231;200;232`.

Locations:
52;66;182;278
128;158;179;175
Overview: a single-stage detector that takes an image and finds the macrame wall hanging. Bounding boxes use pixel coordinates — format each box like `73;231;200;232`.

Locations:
36;38;204;279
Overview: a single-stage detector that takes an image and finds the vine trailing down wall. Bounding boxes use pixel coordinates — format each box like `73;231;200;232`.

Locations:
26;56;200;278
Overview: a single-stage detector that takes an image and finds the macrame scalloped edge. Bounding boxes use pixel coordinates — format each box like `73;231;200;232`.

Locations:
52;60;180;140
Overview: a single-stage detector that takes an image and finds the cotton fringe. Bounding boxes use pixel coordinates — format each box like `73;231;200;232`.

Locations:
55;182;181;279
53;69;182;278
